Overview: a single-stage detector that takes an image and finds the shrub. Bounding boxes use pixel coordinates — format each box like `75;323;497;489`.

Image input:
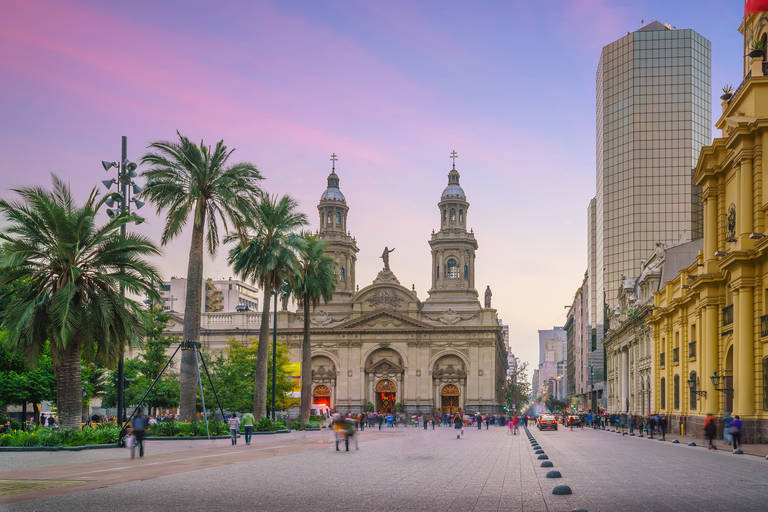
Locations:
255;417;286;432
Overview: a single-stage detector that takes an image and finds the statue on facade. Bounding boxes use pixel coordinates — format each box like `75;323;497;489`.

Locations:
381;246;395;271
281;291;289;311
484;285;492;308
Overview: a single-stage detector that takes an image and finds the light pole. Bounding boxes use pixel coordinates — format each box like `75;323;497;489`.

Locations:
271;287;278;420
101;136;144;428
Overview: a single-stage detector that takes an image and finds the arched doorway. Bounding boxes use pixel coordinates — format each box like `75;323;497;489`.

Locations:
375;379;397;413
433;354;467;413
441;384;460;414
313;385;331;407
724;345;733;413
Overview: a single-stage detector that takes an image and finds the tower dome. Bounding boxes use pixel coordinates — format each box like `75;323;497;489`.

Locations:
441;168;466;200
321;171;346;202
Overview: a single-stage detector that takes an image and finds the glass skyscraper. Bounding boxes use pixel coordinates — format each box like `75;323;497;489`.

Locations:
593;21;711;321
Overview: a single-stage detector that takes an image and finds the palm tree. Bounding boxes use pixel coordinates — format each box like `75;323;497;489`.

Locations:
289;233;337;425
141;132;262;421
227;195;306;419
0;176;160;430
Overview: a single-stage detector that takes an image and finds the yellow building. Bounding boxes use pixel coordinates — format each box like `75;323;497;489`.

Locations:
650;13;768;442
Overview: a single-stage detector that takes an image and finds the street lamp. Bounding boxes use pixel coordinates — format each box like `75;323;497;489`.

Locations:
687;375;706;399
101;136;144;430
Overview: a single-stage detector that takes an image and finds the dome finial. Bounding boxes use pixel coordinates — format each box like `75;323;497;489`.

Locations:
449;149;458;170
330;152;338;172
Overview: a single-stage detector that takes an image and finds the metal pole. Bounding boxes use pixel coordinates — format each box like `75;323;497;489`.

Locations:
271;290;278;421
199;350;226;422
194;349;210;439
120;343;182;441
117;135;128;428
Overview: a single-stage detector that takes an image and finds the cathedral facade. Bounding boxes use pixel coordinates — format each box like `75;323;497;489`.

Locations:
166;158;507;415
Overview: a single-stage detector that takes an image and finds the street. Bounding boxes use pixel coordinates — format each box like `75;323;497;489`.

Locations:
1;424;767;511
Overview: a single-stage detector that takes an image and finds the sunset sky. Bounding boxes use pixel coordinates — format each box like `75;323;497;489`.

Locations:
0;0;744;370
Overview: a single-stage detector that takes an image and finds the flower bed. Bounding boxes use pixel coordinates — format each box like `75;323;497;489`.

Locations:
0;424;118;447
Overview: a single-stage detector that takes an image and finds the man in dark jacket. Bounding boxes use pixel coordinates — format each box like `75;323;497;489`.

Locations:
130;408;148;459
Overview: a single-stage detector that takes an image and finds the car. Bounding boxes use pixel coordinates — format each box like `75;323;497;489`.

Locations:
566;415;581;427
538;414;558;431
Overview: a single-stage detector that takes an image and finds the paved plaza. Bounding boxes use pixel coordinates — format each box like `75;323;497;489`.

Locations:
1;425;767;511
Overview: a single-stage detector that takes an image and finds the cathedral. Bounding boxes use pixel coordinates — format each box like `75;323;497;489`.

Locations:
166;156;507;415
282;156;506;415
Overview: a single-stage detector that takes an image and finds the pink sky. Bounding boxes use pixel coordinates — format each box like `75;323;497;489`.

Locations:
0;0;745;370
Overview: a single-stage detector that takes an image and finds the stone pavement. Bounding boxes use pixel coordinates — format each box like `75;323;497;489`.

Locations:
1;424;767;511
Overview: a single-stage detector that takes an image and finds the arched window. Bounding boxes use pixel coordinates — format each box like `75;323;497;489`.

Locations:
459;209;463;222
673;375;680;410
339;267;345;282
660;377;666;409
446;258;458;279
464;264;468;279
336;211;341;224
689;371;697;410
436;265;440;279
449;208;456;221
443;209;447;222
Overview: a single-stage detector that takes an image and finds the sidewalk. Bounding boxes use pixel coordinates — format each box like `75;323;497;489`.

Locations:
601;426;768;457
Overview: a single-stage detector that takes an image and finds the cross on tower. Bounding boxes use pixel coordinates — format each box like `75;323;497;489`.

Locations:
330;153;338;171
449;150;458;170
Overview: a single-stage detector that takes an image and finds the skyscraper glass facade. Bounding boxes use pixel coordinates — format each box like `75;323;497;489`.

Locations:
595;24;711;314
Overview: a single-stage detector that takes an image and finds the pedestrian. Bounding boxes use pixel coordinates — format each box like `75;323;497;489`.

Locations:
332;414;350;452
704;413;717;451
241;411;255;445
722;411;733;446
729;415;743;453
660;414;667;441
453;413;463;439
130;407;148;459
228;413;240;446
485;415;490;430
378;414;384;430
476;413;482;430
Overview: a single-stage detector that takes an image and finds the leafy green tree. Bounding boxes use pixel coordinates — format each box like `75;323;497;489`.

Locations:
141;132;262;421
205;339;295;413
227;195;306;418
103;309;180;414
0;339;56;423
287;233;336;424
0;176;160;429
504;361;531;414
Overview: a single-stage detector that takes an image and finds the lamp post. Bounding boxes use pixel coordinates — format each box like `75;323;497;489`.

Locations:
271;287;278;421
101;136;144;428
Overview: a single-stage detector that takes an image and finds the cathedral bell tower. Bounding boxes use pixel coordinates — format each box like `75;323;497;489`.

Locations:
425;151;479;310
318;153;359;301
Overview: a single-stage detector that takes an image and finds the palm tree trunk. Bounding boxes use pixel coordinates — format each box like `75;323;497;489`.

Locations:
179;203;206;421
300;294;312;425
253;286;271;419
56;339;82;430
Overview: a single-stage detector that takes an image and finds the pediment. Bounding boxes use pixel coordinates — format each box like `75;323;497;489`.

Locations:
353;282;419;312
339;311;430;330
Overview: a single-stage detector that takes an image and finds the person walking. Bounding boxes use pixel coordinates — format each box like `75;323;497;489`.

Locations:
453;413;463;439
730;415;743;453
659;414;667;441
512;415;519;435
130;407;148;459
378;414;384;430
704;413;717;451
228;413;240;446
241;411;255;445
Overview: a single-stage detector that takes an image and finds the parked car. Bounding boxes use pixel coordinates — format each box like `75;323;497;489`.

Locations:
538;414;558;431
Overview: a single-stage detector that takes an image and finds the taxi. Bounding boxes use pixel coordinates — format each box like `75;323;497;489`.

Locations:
538;414;558;431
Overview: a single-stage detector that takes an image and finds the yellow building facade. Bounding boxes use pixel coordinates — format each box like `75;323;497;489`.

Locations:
650;13;768;442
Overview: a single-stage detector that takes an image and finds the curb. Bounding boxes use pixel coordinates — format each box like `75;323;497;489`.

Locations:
145;429;292;440
0;443;118;452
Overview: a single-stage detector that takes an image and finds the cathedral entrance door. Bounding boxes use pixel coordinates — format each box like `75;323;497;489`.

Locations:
313;385;331;407
375;379;397;413
441;384;460;414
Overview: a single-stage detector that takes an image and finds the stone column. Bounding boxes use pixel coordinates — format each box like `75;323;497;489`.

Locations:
735;286;755;417
740;155;754;238
621;348;629;412
703;304;719;414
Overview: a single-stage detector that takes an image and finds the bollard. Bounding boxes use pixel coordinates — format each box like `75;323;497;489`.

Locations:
541;461;554;467
672;440;679;444
538;454;549;460
688;442;696;446
552;485;572;495
546;470;562;478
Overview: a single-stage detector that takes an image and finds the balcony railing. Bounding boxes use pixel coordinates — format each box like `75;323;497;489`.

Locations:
722;305;733;326
761;314;768;338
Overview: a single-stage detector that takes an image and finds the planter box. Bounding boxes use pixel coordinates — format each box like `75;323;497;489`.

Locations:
0;443;118;452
